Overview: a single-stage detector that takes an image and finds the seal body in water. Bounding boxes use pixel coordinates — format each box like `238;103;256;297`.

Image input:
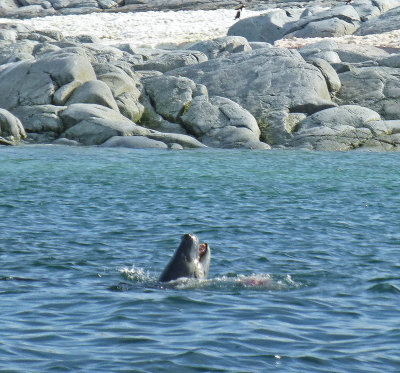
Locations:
159;233;211;282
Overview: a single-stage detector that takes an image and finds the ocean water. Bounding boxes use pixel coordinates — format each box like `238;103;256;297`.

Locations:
1;145;399;372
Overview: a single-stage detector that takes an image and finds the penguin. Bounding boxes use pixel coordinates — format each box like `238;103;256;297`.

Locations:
234;3;245;20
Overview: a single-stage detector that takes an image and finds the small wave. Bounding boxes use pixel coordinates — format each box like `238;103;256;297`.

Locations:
367;283;400;294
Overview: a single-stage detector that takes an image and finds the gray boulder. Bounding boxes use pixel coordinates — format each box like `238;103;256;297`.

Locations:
94;62;144;121
0;52;96;110
133;49;208;73
0;0;19;11
0;108;26;143
48;0;99;10
80;43;125;64
53;137;80;146
11;105;66;134
351;0;400;21
336;65;400;119
61;117;148;145
139;94;188;134
144;75;206;122
181;95;270;149
378;53;400;68
187;36;252;59
65;80;120;111
306;57;341;95
334;44;390;63
146;132;206;149
284;5;360;39
228;6;360;44
299;39;390;64
97;0;124;9
0;39;37;65
101;135;168;149
59;103;131;129
298;40;342;64
169;47;335;145
355;4;400;35
361;120;400;150
228;9;294;44
290;105;381;150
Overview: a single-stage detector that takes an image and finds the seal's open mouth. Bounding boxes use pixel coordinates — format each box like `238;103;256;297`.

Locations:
199;243;208;259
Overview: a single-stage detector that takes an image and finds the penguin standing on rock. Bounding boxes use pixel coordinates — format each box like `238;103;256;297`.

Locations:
234;3;245;20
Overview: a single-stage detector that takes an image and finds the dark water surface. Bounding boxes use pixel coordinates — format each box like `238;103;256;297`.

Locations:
1;146;399;372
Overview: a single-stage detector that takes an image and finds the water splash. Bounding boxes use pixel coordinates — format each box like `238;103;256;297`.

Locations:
111;266;301;292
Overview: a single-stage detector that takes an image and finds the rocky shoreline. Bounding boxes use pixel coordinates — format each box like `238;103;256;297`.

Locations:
1;0;400;150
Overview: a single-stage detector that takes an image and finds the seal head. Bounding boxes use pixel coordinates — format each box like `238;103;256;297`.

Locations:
159;233;211;282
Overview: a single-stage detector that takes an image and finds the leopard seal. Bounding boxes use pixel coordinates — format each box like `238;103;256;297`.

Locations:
159;233;211;282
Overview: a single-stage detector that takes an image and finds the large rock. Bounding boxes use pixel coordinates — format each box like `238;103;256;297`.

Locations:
101;135;168;149
94;62;144;121
145;132;206;149
65;80;119;111
47;0;99;10
61;117;148;145
334;44;390;63
132;49;208;73
59;103;131;129
290;105;382;150
351;0;400;21
0;39;37;65
181;95;270;149
187;36;252;59
0;52;96;110
0;0;19;11
228;6;360;43
284;6;361;39
139;94;188;134
306;57;341;95
336;66;400;119
169;47;335;145
11;105;66;134
228;9;294;44
0;108;26;143
355;5;400;35
144;75;206;122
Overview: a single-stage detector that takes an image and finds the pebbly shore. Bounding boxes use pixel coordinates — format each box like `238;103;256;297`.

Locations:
1;0;400;151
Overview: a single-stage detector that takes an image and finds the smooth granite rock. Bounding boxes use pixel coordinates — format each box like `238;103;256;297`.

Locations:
59;103;131;129
144;75;205;122
181;95;270;149
133;49;208;73
65;79;120;111
0;108;26;143
0;52;96;110
101;135;168;149
229;5;360;43
355;5;400;35
11;104;66;134
187;36;252;59
169;47;335;145
61;117;148;145
94;62;144;121
290;105;382;150
336;66;400;119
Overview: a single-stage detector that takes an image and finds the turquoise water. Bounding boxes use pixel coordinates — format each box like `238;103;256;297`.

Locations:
1;145;399;372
